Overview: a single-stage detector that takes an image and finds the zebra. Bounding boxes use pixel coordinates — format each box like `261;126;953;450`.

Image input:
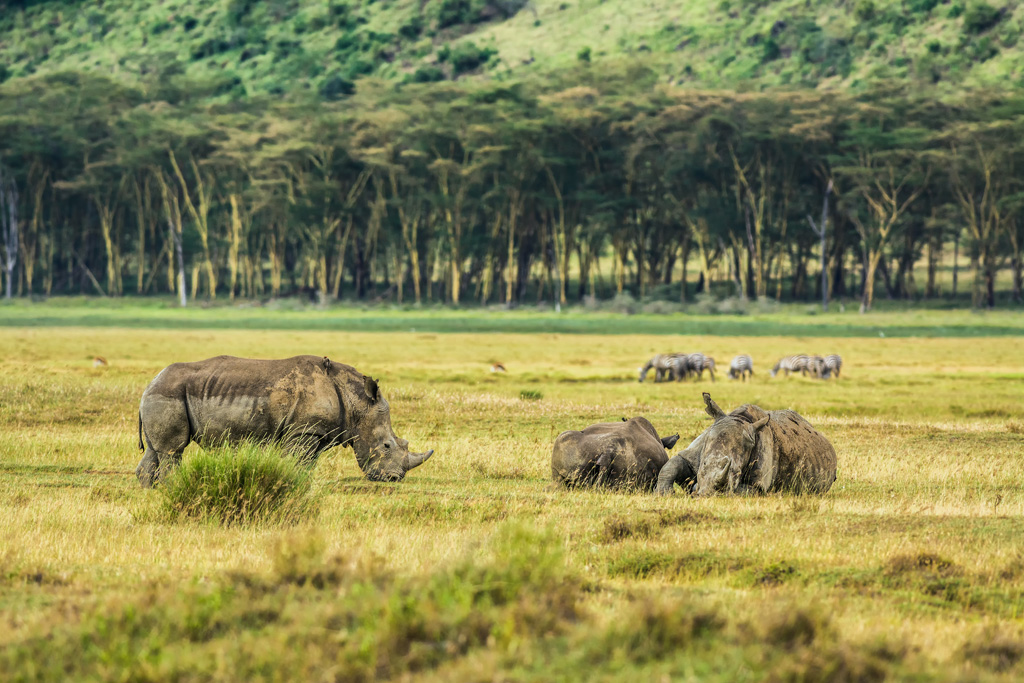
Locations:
685;353;716;383
639;354;686;383
770;354;812;378
727;354;754;381
822;354;842;379
806;355;827;379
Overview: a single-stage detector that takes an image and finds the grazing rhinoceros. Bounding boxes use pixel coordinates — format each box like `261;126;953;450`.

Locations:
656;393;836;496
134;355;433;487
552;417;680;490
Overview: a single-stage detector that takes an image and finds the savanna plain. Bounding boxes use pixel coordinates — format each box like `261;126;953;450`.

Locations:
2;306;1024;681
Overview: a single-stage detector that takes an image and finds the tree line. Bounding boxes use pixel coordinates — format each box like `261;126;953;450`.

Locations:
1;66;1023;311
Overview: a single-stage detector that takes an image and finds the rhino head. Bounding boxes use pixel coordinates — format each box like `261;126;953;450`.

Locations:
350;376;434;482
656;392;769;496
692;393;769;495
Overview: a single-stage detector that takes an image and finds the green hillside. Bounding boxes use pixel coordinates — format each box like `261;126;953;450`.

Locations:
2;0;1023;97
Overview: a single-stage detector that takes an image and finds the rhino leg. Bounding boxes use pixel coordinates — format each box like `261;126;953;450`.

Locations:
139;395;191;488
135;448;159;488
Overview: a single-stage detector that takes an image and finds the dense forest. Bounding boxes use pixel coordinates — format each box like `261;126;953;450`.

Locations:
1;0;1024;309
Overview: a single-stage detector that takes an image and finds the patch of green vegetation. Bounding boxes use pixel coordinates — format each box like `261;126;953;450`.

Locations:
149;441;321;526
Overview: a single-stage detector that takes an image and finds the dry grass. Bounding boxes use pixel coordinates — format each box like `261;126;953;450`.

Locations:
1;323;1024;679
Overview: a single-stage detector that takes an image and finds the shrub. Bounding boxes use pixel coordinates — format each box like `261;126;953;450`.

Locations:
155;440;320;526
761;37;781;61
407;66;445;83
446;41;496;74
963;1;1001;33
437;0;472;28
399;16;424;39
519;389;543;400
855;0;876;21
577;46;591;62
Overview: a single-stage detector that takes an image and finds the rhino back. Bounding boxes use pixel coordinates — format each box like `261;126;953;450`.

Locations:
766;409;837;493
142;355;343;448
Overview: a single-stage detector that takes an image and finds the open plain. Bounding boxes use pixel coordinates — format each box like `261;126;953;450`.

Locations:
2;304;1024;681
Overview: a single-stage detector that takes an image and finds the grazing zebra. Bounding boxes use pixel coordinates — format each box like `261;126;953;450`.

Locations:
806;355;827;379
822;354;842;379
685;353;716;383
727;354;754;381
770;354;812;378
639;354;683;383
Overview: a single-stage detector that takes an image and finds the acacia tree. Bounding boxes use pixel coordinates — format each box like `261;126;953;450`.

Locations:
833;112;930;313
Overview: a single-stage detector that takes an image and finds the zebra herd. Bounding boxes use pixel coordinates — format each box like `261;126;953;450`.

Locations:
639;353;842;383
638;353;717;383
770;354;843;380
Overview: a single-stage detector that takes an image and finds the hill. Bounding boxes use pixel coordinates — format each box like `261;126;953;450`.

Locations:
1;0;1023;99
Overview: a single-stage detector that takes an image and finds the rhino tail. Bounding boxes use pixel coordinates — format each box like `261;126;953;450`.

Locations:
138;410;144;451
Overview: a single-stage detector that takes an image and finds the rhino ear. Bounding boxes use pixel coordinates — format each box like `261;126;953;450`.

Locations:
703;392;726;420
752;415;770;432
364;376;380;403
661;433;680;450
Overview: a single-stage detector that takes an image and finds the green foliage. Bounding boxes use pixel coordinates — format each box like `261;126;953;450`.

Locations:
963;2;1002;34
407;65;445;83
153;441;320;527
438;41;497;74
577;45;591;62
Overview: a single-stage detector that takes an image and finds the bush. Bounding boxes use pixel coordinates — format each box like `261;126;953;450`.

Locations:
399;16;424;39
407;66;445;83
155;441;320;526
577;46;591;62
437;0;472;28
963;1;1002;33
445;41;496;74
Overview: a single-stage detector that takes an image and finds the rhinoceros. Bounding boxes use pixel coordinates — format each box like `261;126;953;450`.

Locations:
656;393;836;496
552;417;680;490
134;355;433;487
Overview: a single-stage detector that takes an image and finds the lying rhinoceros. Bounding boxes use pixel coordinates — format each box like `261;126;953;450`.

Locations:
135;355;433;487
552;417;680;490
656;392;836;496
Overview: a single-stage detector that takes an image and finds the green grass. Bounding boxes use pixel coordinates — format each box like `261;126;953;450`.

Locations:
147;440;321;526
2;297;1023;337
2;314;1024;679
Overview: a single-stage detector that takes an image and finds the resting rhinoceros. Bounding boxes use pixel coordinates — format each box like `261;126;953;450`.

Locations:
134;355;433;487
552;417;680;490
656;393;836;496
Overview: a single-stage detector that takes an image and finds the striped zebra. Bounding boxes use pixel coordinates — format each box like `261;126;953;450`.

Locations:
685;353;716;383
806;355;827;379
638;354;686;383
770;354;812;378
822;354;842;379
727;354;754;381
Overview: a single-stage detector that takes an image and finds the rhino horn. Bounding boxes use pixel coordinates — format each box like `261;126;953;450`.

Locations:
405;449;434;470
703;392;726;420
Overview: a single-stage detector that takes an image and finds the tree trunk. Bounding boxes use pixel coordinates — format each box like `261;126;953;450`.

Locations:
860;250;882;313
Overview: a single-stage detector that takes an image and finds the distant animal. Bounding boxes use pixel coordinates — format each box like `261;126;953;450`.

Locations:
657;393;837;497
806;355;827;379
552;416;680;490
490;363;507;373
727;354;754;381
638;354;685;383
684;353;716;382
822;354;842;379
770;354;811;378
135;355;434;487
92;356;108;368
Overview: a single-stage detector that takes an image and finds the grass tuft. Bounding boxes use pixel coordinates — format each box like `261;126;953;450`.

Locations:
154;440;321;526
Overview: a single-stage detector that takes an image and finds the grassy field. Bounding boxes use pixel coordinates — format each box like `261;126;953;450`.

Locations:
2;305;1024;680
